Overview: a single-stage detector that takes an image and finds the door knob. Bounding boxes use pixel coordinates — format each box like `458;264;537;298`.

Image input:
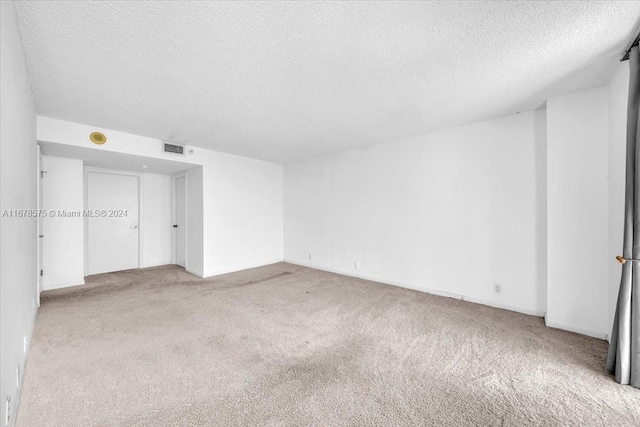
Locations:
130;225;138;229
173;224;178;228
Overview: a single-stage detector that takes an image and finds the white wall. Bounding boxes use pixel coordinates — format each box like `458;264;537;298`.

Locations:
141;172;172;268
546;87;609;338
41;156;84;289
0;2;38;426
607;63;629;338
203;156;284;277
285;110;547;316
37;117;283;278
186;167;204;276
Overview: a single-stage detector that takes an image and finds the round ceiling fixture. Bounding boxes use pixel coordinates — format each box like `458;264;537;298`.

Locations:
90;132;107;145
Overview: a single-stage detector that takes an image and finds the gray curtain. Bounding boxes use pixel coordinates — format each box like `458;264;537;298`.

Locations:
607;45;640;387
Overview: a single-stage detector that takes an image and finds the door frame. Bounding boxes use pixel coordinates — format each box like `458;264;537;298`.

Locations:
171;172;187;267
36;145;42;306
84;167;143;276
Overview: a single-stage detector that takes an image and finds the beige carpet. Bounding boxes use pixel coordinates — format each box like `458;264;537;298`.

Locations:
17;263;640;426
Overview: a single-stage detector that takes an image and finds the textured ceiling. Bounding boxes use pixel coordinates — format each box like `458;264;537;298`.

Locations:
14;1;640;163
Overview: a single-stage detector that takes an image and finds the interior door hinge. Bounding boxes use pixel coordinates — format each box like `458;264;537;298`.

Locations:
40;269;43;277
40;171;47;178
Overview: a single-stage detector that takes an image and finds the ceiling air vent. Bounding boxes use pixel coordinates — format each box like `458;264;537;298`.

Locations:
163;142;185;155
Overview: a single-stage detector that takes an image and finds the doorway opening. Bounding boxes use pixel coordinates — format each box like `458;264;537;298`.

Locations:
37;140;201;292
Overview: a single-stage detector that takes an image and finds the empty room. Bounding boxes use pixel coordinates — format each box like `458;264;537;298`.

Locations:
2;1;640;425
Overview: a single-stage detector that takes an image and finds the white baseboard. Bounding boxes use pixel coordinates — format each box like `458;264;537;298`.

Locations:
545;319;608;340
284;259;546;318
43;279;85;291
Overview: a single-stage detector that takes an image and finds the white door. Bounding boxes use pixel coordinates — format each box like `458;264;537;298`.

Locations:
87;171;139;275
175;176;186;267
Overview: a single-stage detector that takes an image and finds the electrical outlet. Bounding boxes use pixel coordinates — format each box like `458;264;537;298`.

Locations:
23;336;27;353
308;253;311;260
494;284;502;294
354;262;360;270
5;396;10;426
